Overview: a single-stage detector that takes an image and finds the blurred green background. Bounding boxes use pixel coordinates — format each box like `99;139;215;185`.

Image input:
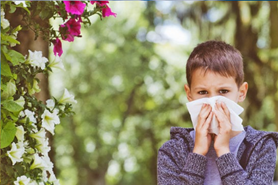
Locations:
47;1;278;185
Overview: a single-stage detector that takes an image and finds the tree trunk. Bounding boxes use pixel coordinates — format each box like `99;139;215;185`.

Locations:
269;2;278;49
269;2;278;132
269;1;278;180
88;169;107;185
7;9;55;173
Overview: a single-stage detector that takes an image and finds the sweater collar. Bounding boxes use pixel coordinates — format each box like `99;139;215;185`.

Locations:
170;127;195;151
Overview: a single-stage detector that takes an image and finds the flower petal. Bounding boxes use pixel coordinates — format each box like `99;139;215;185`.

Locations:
102;5;117;18
7;142;25;165
64;1;86;15
90;1;109;6
53;38;63;57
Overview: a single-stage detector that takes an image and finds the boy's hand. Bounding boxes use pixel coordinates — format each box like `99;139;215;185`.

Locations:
193;104;213;156
214;102;231;157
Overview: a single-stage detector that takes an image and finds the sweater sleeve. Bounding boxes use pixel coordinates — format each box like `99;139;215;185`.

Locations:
216;137;277;185
157;141;207;185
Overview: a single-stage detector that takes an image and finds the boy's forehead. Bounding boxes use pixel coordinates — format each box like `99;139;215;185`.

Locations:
191;68;237;87
193;67;232;78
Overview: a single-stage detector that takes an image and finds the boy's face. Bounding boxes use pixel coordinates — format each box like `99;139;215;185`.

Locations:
184;68;248;103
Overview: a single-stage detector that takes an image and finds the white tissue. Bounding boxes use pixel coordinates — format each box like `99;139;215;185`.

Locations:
186;96;244;135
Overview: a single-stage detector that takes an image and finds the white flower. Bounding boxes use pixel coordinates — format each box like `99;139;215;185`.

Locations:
36;138;51;156
42;155;54;171
51;178;61;185
30;153;47;170
59;88;77;104
24;109;37;123
49;175;60;185
30;129;51;155
1;8;10;29
19;111;25;118
46;99;55;110
30;128;46;144
42;170;48;182
27;50;48;70
15;96;25;108
13;1;27;7
16;125;25;142
48;169;60;185
41;109;60;135
48;56;65;71
16;140;25;148
7;142;25;165
14;175;31;185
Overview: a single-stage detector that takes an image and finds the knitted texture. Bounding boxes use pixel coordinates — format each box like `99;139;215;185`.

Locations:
157;126;278;185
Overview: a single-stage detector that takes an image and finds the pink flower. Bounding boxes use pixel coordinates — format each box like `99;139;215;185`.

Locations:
63;1;86;15
65;18;81;36
90;1;109;6
60;18;81;42
102;5;117;18
53;38;63;56
90;1;116;18
76;15;83;23
60;24;74;42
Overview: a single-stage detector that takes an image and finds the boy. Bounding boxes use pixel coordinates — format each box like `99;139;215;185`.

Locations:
157;41;278;185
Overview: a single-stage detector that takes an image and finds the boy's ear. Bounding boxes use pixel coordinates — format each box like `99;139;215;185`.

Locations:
238;82;248;102
184;84;193;102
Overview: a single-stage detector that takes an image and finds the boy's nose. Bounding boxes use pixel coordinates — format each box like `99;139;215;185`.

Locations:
208;93;218;98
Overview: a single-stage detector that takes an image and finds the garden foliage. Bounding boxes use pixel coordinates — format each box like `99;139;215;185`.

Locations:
0;1;116;184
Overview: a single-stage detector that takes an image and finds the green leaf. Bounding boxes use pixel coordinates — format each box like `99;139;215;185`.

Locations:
9;111;20;122
39;8;53;20
1;44;9;55
22;6;30;14
2;100;23;113
1;33;20;45
2;45;12;62
13;25;22;33
1;56;12;77
1;80;16;100
6;50;25;66
0;121;17;149
13;73;18;80
9;3;17;13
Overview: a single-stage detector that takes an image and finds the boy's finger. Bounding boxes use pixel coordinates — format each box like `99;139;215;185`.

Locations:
197;104;211;128
199;104;209;117
221;102;230;117
196;104;206;129
214;103;231;130
214;107;226;125
203;111;213;130
199;104;211;119
215;102;221;110
215;102;227;118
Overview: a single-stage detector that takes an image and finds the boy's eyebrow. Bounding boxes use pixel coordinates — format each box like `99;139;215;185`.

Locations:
192;85;234;90
192;86;207;90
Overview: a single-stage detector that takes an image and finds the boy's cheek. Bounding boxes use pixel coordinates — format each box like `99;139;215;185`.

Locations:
191;94;206;100
192;94;238;103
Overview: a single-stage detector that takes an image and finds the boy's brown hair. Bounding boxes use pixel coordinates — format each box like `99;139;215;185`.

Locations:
186;40;244;88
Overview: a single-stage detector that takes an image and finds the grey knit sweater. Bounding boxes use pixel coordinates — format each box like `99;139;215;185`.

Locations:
157;126;278;185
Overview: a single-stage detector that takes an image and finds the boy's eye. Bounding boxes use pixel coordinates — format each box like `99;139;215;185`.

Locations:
198;91;208;95
219;90;229;94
